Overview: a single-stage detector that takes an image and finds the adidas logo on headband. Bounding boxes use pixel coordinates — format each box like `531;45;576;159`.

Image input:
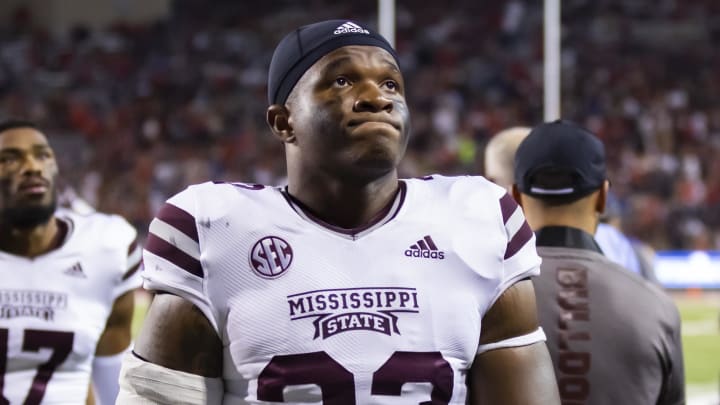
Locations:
334;21;370;35
268;19;398;105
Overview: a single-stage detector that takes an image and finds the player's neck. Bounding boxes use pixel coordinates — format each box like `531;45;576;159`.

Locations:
287;171;400;229
0;217;63;258
524;210;599;236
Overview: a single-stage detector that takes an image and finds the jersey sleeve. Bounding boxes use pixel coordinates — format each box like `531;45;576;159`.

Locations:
141;186;219;332
477;191;544;354
491;192;541;303
111;219;143;300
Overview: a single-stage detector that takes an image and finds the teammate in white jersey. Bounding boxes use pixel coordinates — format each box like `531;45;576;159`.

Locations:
0;120;141;404
120;19;560;404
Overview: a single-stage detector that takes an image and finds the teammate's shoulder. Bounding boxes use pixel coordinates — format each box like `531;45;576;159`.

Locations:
59;208;132;231
58;209;137;248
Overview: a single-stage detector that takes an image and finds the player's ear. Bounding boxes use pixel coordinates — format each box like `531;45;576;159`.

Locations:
267;104;295;143
595;180;610;214
511;184;524;208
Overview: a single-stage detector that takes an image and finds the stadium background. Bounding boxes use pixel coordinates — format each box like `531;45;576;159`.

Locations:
0;0;718;403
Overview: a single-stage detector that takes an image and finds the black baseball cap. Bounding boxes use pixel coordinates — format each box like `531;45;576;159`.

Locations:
514;119;606;200
267;19;399;106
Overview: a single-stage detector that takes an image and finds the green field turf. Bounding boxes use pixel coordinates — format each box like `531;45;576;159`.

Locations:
674;293;720;393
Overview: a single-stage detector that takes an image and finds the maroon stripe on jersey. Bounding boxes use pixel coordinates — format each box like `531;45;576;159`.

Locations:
156;203;198;243
499;193;518;224
144;233;203;277
127;238;138;255
504;221;533;259
121;261;141;281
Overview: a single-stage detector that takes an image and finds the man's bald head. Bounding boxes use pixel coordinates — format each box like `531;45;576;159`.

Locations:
484;127;531;190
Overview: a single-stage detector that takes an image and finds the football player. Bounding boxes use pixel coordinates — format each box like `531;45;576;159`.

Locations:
0;119;141;404
120;20;560;404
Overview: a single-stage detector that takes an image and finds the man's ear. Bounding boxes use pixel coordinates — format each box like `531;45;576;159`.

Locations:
266;104;295;143
511;184;524;207
595;180;610;215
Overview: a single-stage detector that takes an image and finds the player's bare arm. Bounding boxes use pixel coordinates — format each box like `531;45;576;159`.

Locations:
96;291;134;356
117;294;223;403
133;293;223;376
87;291;134;404
469;280;560;404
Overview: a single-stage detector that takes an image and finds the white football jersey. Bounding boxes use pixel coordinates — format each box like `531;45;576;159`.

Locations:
143;175;542;404
0;210;141;404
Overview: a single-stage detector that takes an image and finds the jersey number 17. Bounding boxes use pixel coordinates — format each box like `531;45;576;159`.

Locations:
0;328;74;405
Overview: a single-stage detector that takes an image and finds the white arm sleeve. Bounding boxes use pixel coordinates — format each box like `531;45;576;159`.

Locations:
92;350;126;405
116;352;223;405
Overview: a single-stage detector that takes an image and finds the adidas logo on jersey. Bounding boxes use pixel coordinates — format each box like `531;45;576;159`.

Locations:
334;21;370;35
63;262;86;278
404;235;445;260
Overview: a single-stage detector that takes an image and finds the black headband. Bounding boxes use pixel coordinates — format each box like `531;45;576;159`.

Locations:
267;19;399;105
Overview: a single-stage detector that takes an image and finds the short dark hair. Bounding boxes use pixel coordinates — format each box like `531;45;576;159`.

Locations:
0;119;39;135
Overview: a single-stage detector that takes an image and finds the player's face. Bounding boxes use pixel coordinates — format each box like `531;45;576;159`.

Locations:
0;128;58;228
288;45;410;179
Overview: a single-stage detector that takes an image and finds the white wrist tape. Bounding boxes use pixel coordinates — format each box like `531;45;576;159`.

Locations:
116;352;223;405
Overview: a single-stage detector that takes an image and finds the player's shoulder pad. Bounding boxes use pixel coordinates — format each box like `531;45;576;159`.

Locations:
60;209;137;249
405;174;507;213
176;181;275;219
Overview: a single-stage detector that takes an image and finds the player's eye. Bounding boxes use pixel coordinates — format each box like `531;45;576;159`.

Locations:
35;151;53;160
0;154;18;165
382;80;400;92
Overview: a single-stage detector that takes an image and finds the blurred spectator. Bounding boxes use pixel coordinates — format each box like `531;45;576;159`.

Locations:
1;0;720;252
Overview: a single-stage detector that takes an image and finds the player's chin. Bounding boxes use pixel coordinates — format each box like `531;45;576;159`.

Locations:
348;147;401;176
14;192;52;206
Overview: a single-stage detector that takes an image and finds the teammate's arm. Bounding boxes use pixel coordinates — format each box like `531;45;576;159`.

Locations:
116;293;224;404
468;280;560;405
96;291;134;356
89;290;134;404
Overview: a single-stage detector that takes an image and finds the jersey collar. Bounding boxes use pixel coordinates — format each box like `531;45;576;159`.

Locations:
281;181;407;240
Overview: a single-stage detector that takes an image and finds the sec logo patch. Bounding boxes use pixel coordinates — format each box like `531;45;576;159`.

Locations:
249;236;293;278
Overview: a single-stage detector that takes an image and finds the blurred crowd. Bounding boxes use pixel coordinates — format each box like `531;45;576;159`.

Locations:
2;0;720;250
